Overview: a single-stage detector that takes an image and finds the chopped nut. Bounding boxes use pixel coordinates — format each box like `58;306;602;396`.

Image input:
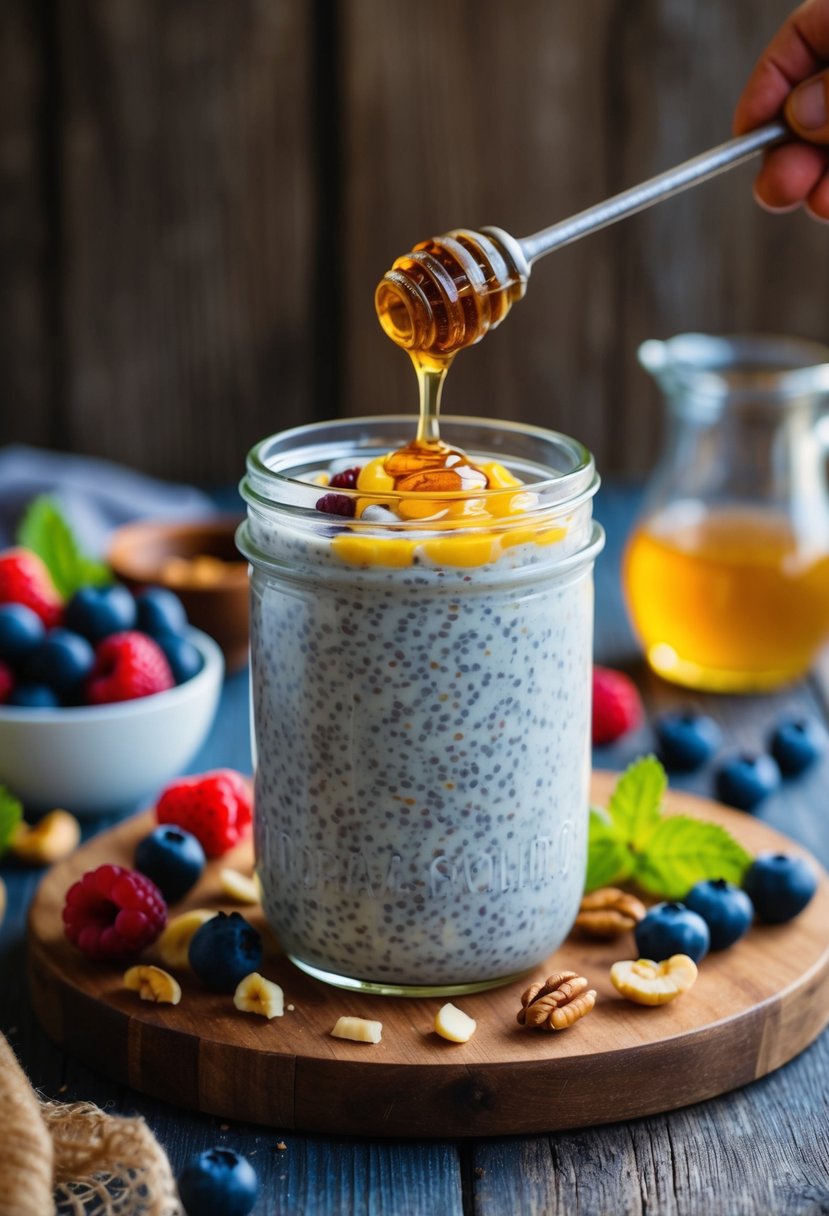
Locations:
156;909;217;969
10;810;81;866
610;955;698;1005
123;965;181;1005
331;1016;382;1044
517;971;596;1030
574;887;647;938
434;1002;477;1043
275;1140;287;1151
233;972;284;1019
220;868;260;905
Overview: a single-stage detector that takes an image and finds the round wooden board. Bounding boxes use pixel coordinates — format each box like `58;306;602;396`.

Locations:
27;773;829;1138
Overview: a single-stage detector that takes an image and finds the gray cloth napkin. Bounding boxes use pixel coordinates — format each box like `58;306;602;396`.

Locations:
0;445;215;555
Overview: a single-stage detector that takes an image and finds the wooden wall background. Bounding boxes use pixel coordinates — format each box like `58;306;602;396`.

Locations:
1;0;828;483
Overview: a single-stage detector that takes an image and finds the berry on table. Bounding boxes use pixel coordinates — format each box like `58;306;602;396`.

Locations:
768;717;827;777
315;492;356;518
62;864;167;962
654;710;721;772
715;753;781;812
155;632;204;684
134;825;206;903
156;770;252;857
24;628;95;695
65;584;137;642
176;1147;258;1216
592;666;643;745
135;587;188;638
188;911;263;992
684;878;754;950
0;548;63;627
0;603;46;666
86;631;175;704
742;852;818;924
8;682;59;708
634;901;710;963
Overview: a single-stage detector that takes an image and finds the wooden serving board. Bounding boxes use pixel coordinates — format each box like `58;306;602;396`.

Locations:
27;774;829;1138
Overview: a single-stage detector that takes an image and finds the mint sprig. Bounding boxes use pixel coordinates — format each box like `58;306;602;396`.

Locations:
17;496;111;598
0;785;23;857
586;756;752;900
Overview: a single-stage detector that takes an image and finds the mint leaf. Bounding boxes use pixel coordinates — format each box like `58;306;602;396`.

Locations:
0;785;23;857
607;755;666;848
17;496;111;598
632;815;753;900
585;807;633;892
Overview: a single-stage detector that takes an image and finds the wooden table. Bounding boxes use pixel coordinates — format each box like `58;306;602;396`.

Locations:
2;484;828;1215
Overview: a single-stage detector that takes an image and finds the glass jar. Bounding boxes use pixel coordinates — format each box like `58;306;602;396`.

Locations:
623;333;829;692
238;416;604;996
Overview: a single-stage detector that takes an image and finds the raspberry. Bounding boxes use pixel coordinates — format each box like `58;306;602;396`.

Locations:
63;864;167;961
157;769;253;857
0;548;63;627
329;466;362;489
592;665;643;745
0;661;13;703
87;630;175;704
315;493;356;518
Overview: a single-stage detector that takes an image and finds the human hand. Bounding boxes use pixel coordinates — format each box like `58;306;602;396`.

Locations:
733;0;829;219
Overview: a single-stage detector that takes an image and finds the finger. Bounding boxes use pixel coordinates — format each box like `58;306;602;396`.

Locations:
752;141;829;209
805;170;829;219
734;0;829;134
785;69;829;142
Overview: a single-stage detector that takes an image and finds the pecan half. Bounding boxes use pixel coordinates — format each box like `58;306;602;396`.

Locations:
517;971;597;1030
574;887;647;938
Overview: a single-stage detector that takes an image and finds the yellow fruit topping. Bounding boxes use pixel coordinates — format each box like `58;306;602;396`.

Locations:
123;965;182;1005
610;955;699;1006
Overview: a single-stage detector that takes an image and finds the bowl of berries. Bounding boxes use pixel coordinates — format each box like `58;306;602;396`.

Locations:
0;543;224;814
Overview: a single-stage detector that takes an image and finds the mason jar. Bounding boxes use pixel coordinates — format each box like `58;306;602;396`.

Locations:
238;416;604;996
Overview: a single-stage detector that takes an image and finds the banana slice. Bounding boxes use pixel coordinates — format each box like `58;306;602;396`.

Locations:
330;1016;382;1044
233;972;284;1019
220;868;260;905
434;1002;477;1043
11;810;81;865
610;955;698;1006
156;909;217;969
123;965;182;1005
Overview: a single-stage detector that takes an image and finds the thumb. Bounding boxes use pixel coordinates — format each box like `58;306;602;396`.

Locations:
784;68;829;144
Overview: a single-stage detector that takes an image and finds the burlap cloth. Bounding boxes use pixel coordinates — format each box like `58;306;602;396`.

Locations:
0;1032;181;1216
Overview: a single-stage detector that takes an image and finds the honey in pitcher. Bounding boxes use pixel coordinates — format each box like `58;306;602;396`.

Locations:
623;502;829;691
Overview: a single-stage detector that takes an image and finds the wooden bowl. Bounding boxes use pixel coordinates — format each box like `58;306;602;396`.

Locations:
108;518;249;671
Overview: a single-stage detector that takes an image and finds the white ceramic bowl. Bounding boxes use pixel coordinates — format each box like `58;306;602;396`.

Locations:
0;629;224;815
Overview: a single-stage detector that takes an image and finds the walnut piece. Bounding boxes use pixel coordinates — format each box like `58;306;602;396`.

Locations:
574;887;647;938
517;971;597;1030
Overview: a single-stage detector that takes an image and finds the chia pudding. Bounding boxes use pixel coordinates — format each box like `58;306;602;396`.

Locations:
239;416;604;994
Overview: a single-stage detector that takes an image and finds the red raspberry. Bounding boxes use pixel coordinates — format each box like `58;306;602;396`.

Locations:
63;864;167;961
329;466;362;489
156;769;253;857
592;665;644;745
87;631;175;704
0;661;13;703
315;492;356;518
0;547;63;627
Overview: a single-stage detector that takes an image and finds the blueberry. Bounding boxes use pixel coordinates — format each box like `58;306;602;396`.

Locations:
188;911;263;992
177;1147;258;1216
134;825;206;903
65;584;136;642
654;710;721;772
24;628;95;694
714;753;780;812
8;682;59;708
768;717;827;777
742;852;818;924
684;878;754;950
0;604;45;667
135;588;188;638
156;633;203;684
634;902;710;963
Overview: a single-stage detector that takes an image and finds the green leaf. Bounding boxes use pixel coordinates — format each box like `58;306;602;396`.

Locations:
632;815;753;900
607;754;666;848
17;496;111;598
585;807;633;893
0;785;23;857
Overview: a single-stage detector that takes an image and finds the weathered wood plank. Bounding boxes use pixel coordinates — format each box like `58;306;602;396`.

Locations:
57;0;315;482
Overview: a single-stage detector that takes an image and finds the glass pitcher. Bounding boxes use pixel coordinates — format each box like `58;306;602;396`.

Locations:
622;333;829;693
